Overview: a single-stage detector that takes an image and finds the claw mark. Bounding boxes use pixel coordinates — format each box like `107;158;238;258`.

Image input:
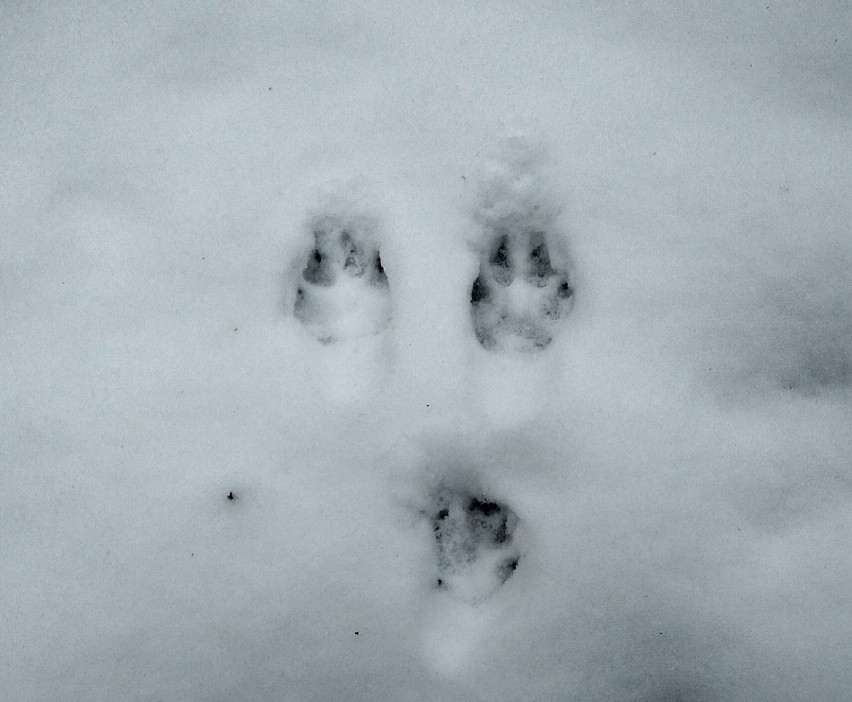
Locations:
490;234;514;286
557;279;574;299
471;276;490;304
528;231;555;285
303;247;334;286
341;231;367;276
374;253;388;286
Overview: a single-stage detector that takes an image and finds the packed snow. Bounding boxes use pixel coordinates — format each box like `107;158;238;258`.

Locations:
2;2;851;700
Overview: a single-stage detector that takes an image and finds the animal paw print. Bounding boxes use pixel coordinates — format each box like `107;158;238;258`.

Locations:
431;488;520;602
293;213;391;343
470;223;574;353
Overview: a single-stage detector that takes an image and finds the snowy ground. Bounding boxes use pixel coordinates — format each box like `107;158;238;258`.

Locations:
2;2;851;700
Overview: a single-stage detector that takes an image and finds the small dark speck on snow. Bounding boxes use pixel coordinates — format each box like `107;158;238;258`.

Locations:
227;492;235;501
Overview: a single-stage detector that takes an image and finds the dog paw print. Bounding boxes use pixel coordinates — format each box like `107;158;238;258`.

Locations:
430;488;520;603
293;213;391;343
470;223;574;352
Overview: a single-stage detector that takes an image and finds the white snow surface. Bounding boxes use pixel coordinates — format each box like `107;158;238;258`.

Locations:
2;2;851;700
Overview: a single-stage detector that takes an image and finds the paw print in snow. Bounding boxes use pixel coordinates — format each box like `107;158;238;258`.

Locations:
293;213;391;343
471;223;574;353
431;488;520;603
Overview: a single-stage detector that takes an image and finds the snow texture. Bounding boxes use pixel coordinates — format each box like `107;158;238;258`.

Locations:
2;2;851;701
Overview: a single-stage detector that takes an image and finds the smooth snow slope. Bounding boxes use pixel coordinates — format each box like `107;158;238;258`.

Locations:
2;2;851;700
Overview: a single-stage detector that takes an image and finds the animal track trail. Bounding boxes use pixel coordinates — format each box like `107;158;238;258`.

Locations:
430;487;520;603
471;223;574;353
293;213;391;343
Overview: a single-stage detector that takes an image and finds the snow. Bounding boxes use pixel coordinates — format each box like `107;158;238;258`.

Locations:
2;1;851;700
